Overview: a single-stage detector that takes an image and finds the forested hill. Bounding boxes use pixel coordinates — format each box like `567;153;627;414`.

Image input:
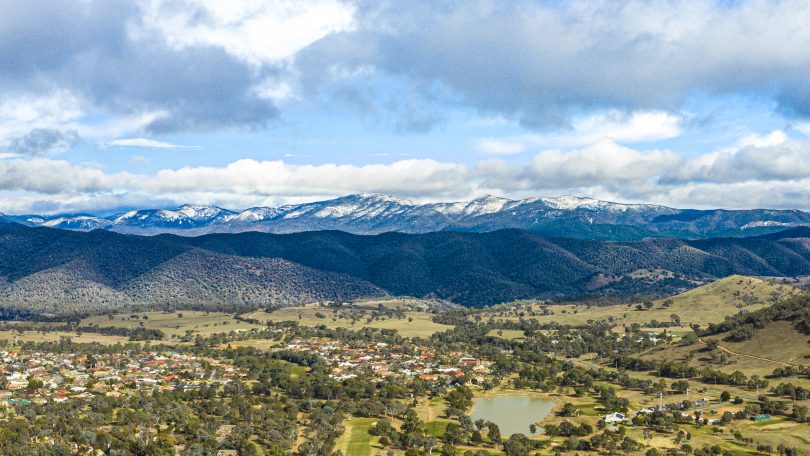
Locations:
1;223;810;314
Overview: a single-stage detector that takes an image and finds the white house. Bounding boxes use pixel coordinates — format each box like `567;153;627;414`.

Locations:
604;412;628;424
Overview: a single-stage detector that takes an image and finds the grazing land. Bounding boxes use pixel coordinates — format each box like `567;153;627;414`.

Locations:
82;310;266;339
481;275;800;332
242;302;453;338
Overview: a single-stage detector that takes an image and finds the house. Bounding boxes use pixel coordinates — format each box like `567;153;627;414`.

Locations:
604;412;627;424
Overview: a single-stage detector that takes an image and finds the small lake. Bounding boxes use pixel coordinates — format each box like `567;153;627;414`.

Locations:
470;395;554;437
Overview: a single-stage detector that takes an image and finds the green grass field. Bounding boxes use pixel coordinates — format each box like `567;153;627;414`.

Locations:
335;417;379;456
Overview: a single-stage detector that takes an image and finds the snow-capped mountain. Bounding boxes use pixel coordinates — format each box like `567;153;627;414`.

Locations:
7;194;810;240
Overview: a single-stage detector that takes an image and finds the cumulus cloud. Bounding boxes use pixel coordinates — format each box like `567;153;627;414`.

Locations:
0;158;133;194
144;158;471;197
474;110;683;155
6;128;81;156
477;140;682;191
140;0;356;66
0;0;281;135
663;140;810;184
297;0;810;126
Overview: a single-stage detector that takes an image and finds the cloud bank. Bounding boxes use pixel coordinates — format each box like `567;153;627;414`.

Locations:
4;137;810;213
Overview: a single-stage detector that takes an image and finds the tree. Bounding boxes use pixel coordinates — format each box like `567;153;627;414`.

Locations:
672;380;690;394
557;402;579;417
503;434;531;456
486;422;501;444
443;423;465;446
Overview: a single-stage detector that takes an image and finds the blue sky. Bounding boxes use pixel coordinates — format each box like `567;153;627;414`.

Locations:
3;0;810;214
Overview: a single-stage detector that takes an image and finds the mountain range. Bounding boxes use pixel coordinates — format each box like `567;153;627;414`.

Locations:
3;194;810;240
2;222;810;315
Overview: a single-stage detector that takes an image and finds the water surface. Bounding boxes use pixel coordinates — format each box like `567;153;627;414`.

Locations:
470;395;554;437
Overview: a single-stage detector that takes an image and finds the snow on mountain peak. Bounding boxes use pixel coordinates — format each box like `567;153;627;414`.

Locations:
351;193;415;206
175;204;226;219
225;207;283;223
541;195;606;210
10;193;805;239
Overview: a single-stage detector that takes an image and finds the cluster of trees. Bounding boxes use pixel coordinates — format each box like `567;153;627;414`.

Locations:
0;349;299;454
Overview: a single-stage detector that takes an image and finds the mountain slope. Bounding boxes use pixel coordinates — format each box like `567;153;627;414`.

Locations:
0;225;384;314
8;193;810;239
2;225;810;314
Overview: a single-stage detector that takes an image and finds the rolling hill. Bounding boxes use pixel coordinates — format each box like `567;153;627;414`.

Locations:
1;224;810;315
495;275;801;330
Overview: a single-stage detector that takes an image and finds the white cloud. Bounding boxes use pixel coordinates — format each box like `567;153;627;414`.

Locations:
571;111;682;144
474;139;526;155
477;139;682;190
664;140;810;184
140;0;356;66
6;134;810;213
733;130;788;149
105;138;199;149
472;110;682;155
0;91;166;148
143;158;470;198
0;158;134;195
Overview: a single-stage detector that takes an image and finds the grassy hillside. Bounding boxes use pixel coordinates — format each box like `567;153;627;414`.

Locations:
639;320;810;377
482;275;801;332
636;291;810;377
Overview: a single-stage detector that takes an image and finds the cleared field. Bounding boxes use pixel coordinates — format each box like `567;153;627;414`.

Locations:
82;311;266;339
243;305;452;338
640;320;810;377
218;338;279;351
0;330;130;345
486;329;525;340
334;417;379;456
487;275;800;331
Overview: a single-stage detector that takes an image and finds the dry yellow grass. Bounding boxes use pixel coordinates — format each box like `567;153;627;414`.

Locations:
82;311;266;339
485;275;800;332
640;320;810;377
242;305;452;338
0;329;130;345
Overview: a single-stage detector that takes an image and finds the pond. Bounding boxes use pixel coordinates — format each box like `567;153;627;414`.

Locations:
470;395;555;437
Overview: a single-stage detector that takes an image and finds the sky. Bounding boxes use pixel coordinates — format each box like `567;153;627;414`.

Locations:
3;0;810;214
